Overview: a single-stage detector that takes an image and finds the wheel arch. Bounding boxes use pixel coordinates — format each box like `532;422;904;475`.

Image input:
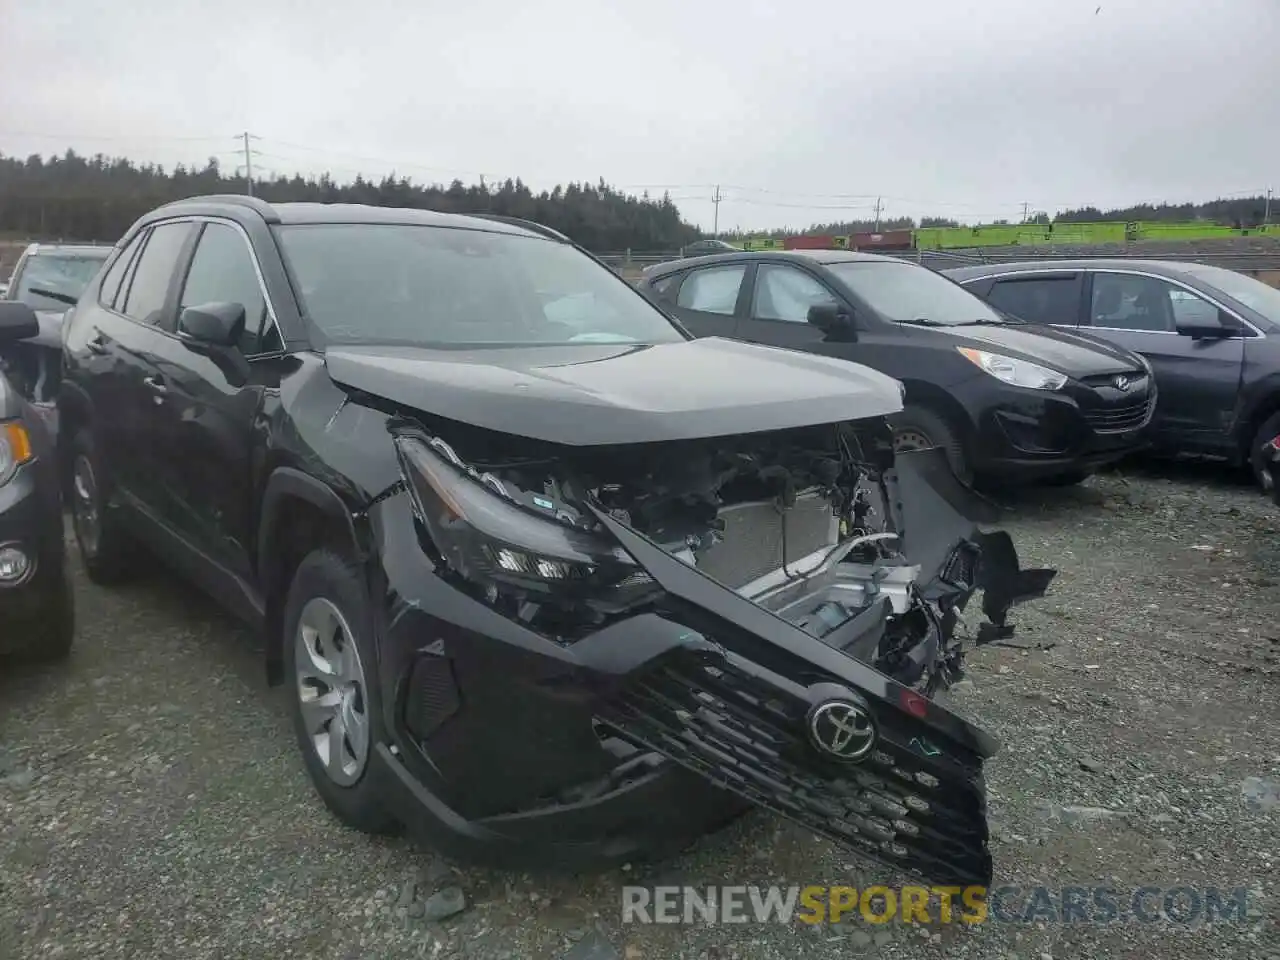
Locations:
258;468;365;686
895;379;976;444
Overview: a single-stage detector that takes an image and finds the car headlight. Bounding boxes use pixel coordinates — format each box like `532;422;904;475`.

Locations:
957;347;1067;391
393;433;659;613
0;421;34;486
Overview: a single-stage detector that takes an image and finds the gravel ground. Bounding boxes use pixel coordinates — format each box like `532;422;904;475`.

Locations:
3;462;1279;960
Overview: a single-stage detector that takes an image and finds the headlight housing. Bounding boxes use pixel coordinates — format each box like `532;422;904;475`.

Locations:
0;421;34;486
957;347;1067;391
392;432;659;615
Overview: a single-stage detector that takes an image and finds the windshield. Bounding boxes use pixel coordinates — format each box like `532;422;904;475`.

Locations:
13;252;109;311
274;223;687;348
825;260;1007;326
1180;264;1280;322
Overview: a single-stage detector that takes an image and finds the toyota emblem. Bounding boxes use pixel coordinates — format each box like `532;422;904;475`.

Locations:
1113;375;1131;391
807;700;878;760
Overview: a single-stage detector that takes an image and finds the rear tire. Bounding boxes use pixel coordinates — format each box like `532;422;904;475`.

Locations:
283;548;401;835
889;404;972;485
67;429;142;585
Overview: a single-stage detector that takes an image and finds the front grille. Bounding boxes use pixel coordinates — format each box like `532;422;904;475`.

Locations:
597;651;992;886
696;491;836;590
1082;392;1154;433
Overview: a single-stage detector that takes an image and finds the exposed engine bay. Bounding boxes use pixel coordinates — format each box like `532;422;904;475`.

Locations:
388;413;1054;698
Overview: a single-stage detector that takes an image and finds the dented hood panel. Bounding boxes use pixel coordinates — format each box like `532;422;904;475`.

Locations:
324;337;904;445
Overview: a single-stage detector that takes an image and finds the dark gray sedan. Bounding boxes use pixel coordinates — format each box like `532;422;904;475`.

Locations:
945;259;1280;491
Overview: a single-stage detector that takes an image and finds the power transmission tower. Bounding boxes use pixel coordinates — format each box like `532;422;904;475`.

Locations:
237;132;261;196
1021;201;1030;223
872;197;883;231
712;185;723;237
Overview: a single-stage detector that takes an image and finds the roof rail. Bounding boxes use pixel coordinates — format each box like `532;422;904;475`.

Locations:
158;193;279;221
468;213;571;243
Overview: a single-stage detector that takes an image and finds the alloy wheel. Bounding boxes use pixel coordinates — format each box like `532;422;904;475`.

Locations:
893;429;934;453
295;597;371;787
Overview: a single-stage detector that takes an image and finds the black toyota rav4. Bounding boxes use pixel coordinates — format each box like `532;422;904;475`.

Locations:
60;195;1055;887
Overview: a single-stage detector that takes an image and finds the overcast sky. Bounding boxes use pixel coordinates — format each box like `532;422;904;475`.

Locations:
2;0;1276;233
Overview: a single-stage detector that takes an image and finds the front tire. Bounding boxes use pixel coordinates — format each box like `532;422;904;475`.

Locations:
14;570;75;663
1249;411;1280;495
889;404;972;485
283;548;400;835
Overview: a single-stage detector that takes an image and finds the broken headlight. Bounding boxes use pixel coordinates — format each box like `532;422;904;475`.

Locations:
394;435;659;610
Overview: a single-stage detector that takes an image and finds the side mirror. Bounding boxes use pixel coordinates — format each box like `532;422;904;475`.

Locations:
1175;309;1230;340
178;302;252;386
0;301;39;343
178;302;245;348
807;302;857;338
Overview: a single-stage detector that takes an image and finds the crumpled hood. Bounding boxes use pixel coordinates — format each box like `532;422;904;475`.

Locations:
324;336;905;445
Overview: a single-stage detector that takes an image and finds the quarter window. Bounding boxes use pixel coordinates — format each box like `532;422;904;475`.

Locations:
98;235;145;311
648;273;681;301
676;264;746;315
751;264;839;323
987;276;1080;326
121;222;192;326
180;222;279;354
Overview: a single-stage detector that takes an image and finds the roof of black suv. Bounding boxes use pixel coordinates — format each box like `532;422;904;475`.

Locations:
943;259;1210;282
143;195;570;242
642;249;903;276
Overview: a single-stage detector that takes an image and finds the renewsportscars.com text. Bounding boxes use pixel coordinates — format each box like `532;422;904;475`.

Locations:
621;885;1253;926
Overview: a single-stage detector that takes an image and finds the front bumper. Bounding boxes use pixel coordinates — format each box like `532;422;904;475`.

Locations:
954;373;1155;482
0;456;67;652
367;451;1054;886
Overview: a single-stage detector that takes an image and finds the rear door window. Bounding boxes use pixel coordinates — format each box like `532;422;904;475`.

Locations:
987;275;1082;326
676;265;747;315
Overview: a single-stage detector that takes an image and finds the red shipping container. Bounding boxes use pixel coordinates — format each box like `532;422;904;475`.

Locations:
851;230;913;250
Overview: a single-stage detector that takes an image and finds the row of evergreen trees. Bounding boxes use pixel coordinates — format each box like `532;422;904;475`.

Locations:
0;149;1269;250
0;151;699;252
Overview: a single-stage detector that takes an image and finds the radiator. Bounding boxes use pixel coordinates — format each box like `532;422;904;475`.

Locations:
695;490;838;590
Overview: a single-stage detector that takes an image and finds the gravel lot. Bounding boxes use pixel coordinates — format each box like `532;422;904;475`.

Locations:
3;462;1279;960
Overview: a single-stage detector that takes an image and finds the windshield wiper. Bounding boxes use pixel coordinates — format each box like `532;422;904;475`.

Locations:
29;287;79;306
898;317;948;327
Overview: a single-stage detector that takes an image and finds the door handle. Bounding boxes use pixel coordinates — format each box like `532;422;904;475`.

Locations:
143;376;168;403
86;336;107;355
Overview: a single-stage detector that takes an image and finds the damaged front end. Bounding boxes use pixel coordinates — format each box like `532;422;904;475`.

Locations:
384;414;1054;886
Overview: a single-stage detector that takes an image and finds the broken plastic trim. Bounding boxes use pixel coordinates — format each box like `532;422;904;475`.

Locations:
882;446;1056;622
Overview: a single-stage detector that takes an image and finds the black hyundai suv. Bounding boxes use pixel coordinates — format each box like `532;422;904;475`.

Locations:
59;195;1055;886
639;251;1155;486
